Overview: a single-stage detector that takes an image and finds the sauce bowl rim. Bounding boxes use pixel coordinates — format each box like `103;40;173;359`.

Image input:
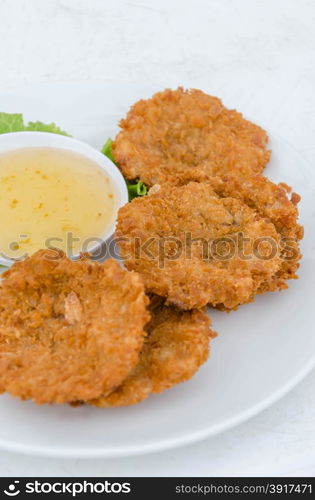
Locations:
0;131;129;267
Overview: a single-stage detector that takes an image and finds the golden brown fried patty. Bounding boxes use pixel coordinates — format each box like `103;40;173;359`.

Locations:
92;297;215;407
116;182;282;310
207;174;303;292
113;88;270;187
0;250;149;404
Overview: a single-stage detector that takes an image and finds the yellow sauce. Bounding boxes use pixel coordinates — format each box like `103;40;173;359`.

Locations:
0;147;116;260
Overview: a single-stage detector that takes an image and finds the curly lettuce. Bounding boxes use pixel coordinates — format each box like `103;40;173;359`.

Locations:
0;112;70;136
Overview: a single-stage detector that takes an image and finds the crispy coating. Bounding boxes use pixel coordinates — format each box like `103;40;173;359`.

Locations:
116;182;283;310
207;174;304;292
92;297;215;407
0;250;149;404
113;88;270;187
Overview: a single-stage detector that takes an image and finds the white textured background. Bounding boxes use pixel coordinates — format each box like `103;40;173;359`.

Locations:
0;0;315;477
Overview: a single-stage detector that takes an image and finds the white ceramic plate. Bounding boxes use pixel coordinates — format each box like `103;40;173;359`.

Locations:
0;82;314;458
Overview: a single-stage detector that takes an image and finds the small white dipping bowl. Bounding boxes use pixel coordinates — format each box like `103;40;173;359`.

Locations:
0;132;129;267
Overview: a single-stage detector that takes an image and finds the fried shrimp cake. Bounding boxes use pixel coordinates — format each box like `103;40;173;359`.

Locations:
92;297;216;407
208;174;304;292
0;250;149;404
116;183;282;310
113;87;270;187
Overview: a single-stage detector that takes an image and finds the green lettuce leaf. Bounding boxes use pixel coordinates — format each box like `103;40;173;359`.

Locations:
102;138;147;201
0;112;70;136
101;138;116;163
25;121;69;136
0;113;24;134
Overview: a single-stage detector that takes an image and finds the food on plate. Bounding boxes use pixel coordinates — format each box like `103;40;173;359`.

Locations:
112;87;270;187
207;174;304;292
0;250;149;404
0;88;305;410
92;296;216;407
116;182;283;310
0;147;117;260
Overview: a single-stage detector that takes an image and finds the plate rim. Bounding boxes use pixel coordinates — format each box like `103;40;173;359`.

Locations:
0;356;314;458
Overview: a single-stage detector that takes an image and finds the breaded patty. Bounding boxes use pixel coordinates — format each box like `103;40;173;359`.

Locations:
208;174;303;292
0;250;149;404
92;297;215;407
116;183;282;310
113;88;270;187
